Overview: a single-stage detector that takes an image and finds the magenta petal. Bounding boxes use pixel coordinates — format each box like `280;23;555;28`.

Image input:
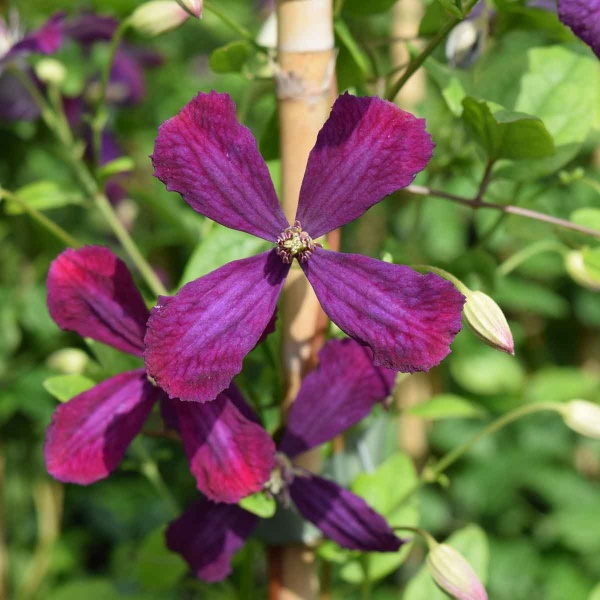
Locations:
8;13;64;59
47;246;150;357
174;389;275;503
152;91;288;241
45;369;158;485
279;339;396;457
303;249;464;372
295;93;434;239
290;472;402;552
145;250;289;402
166;499;258;582
558;0;600;57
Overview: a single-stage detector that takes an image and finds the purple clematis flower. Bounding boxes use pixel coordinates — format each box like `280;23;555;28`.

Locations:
558;0;600;57
0;11;64;121
45;246;275;503
145;91;465;404
166;338;403;582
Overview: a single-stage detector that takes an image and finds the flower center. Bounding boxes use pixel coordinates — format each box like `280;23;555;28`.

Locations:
263;453;295;504
276;220;320;264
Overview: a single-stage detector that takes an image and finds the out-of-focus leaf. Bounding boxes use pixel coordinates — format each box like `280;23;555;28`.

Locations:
437;0;463;19
209;41;251;74
404;524;489;600
589;583;600;600
408;394;487;420
494;277;570;319
344;0;397;16
570;208;600;237
425;58;469;116
239;492;276;518
97;157;135;179
526;367;599;405
5;181;83;214
43;374;96;403
462;97;555;160
134;527;187;590
334;19;371;82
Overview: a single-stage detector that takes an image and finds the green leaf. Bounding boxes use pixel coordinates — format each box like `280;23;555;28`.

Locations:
47;579;117;600
334;19;371;80
134;527;187;590
426;58;469;116
5;181;83;214
570;208;600;236
43;374;96;402
589;583;600;600
239;492;276;518
583;247;600;281
96;157;135;179
461;97;555;160
209;41;251;74
526;367;599;404
344;0;397;16
437;0;463;18
179;224;269;287
408;394;487;420
404;524;489;600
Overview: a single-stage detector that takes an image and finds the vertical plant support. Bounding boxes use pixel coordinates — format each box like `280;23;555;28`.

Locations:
275;1;335;598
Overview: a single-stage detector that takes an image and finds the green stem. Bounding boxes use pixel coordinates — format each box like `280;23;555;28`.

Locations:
384;0;479;101
360;554;371;600
204;0;260;48
497;240;568;277
393;525;437;549
0;188;81;248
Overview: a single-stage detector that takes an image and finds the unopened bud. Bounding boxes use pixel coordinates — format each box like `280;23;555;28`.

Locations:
427;543;488;600
130;1;191;36
35;58;66;86
562;400;600;440
174;0;203;18
565;250;600;291
47;348;89;374
463;290;514;355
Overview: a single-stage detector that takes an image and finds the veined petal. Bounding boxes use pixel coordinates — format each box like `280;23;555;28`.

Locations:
279;339;396;457
295;93;433;239
290;472;402;552
144;250;289;402
303;249;464;372
44;369;157;484
152;91;288;241
558;0;600;57
172;389;275;503
47;246;150;357
166;499;258;582
8;13;64;59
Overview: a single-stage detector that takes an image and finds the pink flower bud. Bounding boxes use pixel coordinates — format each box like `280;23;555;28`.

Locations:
427;543;488;600
174;0;203;18
463;290;514;355
130;1;191;36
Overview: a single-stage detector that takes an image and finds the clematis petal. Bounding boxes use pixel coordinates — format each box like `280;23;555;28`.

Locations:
302;249;464;372
47;246;150;357
7;13;64;60
63;13;119;44
152;91;288;241
290;472;402;552
170;388;275;503
145;249;289;403
279;339;396;457
166;498;258;582
558;0;600;57
295;93;433;239
45;369;158;484
0;72;41;121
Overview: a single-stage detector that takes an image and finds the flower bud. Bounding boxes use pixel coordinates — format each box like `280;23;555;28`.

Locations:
174;0;203;18
565;250;600;291
35;58;67;86
427;543;488;600
463;290;514;355
562;400;600;440
130;1;191;37
47;348;89;374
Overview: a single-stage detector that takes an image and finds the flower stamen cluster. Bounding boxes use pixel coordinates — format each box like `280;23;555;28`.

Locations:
276;220;320;264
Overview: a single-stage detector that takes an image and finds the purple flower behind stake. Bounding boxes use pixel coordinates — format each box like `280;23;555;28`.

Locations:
167;338;403;582
146;91;465;403
44;246;275;503
558;0;600;58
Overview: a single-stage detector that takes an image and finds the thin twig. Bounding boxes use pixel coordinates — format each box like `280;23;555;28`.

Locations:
406;184;600;241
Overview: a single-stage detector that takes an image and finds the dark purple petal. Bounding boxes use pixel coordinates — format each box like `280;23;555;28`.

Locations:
47;246;150;357
302;249;464;372
0;72;40;121
173;389;275;503
145;249;289;402
166;498;258;582
7;13;64;59
279;339;396;457
558;0;600;57
295;93;434;239
290;472;402;551
151;91;288;241
45;369;157;484
63;14;119;44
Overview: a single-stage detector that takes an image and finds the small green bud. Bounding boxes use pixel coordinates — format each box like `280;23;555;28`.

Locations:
463;290;514;355
427;542;488;600
35;58;67;86
130;1;191;37
47;348;89;374
562;400;600;440
565;250;600;291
